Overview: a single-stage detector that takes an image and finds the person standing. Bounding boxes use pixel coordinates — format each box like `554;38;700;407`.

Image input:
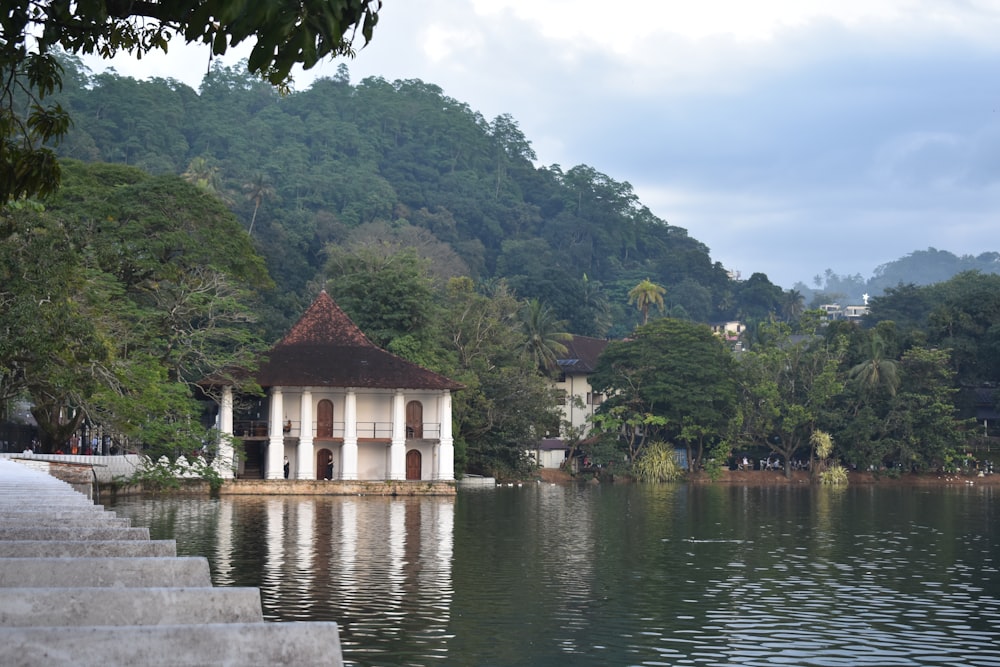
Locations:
283;456;290;479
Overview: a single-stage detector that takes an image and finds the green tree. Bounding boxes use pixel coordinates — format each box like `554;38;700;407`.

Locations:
519;298;571;376
324;242;439;360
440;277;561;479
0;213;115;449
885;347;970;471
590;318;737;468
849;331;900;398
781;289;805;323
735;323;846;476
735;272;783;321
243;173;274;235
2;160;269;454
627;278;666;325
182;156;222;193
1;0;381;201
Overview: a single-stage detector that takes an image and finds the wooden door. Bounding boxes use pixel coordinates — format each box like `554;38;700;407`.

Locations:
317;399;333;438
316;448;334;480
405;401;423;438
405;450;422;480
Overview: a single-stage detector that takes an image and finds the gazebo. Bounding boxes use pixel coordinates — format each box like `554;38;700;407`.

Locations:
212;291;462;481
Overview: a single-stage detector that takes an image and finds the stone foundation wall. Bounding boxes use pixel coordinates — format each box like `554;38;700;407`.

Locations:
101;479;456;497
221;479;456;496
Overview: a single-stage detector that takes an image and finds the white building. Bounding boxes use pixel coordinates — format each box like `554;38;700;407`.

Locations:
209;291;462;482
527;335;609;469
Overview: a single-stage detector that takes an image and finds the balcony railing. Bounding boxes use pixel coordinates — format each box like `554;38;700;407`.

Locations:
233;420;441;440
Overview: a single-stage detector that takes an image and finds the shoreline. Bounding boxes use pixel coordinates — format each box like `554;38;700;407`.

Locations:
536;468;1000;486
693;469;1000;486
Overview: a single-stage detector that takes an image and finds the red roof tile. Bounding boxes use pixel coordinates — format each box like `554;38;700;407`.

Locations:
256;291;462;391
277;290;374;348
556;335;609;374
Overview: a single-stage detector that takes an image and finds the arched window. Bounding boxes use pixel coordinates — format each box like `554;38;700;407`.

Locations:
405;401;423;438
317;399;334;438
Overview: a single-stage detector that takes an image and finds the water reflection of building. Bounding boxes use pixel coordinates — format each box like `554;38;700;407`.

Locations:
212;496;455;655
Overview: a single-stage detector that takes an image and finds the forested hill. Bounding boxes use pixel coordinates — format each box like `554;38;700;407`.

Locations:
51;57;769;338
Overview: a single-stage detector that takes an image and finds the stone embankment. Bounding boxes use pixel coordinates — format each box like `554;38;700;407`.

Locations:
0;457;344;667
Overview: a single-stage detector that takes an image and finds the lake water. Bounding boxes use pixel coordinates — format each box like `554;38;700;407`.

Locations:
109;483;1000;667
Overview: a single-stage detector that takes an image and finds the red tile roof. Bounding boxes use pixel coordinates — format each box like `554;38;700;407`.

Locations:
277;290;373;348
255;291;462;391
556;335;609;374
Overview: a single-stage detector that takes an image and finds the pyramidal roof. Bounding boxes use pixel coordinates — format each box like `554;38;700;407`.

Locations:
555;335;609;374
255;291;462;391
276;290;374;348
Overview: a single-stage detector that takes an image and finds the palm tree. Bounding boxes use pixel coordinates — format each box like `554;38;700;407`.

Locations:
849;333;900;396
520;298;572;375
243;174;274;235
628;278;666;325
580;273;612;336
181;156;221;193
781;289;805;323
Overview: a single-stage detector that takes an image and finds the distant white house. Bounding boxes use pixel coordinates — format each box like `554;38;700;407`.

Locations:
527;335;609;469
710;320;745;351
819;303;869;321
554;335;610;436
843;304;869;319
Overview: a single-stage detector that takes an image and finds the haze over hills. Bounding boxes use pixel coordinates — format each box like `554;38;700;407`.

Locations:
796;248;1000;306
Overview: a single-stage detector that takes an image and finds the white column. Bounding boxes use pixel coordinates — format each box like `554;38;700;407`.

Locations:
436;391;454;480
296;390;314;479
215;386;235;479
342;390;358;480
389;390;406;480
266;387;285;479
220;386;234;435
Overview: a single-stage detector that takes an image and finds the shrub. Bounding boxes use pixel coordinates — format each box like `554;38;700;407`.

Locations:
633;441;684;483
819;462;849;486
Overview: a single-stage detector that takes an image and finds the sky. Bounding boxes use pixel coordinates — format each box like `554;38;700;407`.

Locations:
84;0;1000;289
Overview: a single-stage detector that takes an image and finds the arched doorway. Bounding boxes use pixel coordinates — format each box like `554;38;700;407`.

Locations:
316;448;335;480
405;449;422;480
405;401;423;438
317;399;333;438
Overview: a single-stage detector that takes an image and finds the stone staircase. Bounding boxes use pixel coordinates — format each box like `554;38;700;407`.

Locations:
0;458;344;666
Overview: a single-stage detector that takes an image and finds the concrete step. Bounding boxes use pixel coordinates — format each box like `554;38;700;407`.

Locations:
0;526;149;541
0;500;104;511
0;587;264;627
0;508;119;518
0;457;345;666
0;557;212;588
0;498;97;510
0;540;177;558
0;516;131;527
0;622;344;667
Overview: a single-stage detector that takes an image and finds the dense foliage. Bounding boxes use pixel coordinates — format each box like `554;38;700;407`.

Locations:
0;160;269;455
44;58;753;339
1;0;380;201
584;272;997;479
590;318;736;470
3;54;995;478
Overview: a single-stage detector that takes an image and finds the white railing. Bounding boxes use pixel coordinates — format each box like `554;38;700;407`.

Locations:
0;453;144;483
